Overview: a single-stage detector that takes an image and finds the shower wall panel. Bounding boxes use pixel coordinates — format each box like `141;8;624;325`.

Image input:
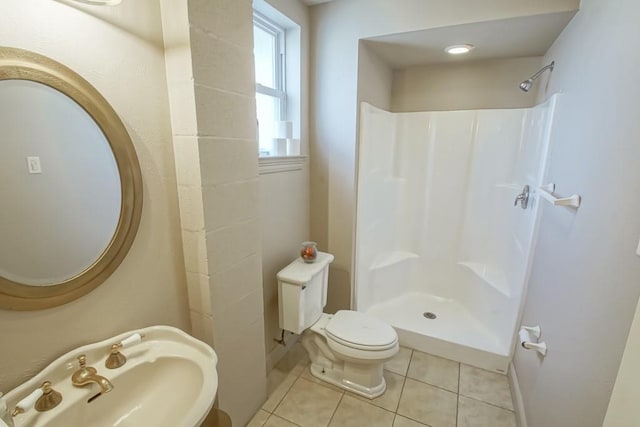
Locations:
355;98;557;368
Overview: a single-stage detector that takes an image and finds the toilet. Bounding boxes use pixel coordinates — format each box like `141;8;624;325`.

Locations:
277;251;399;398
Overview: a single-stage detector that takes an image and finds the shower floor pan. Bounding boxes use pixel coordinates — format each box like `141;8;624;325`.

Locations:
365;292;511;373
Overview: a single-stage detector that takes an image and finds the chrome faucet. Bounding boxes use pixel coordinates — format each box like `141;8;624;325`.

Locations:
71;355;114;394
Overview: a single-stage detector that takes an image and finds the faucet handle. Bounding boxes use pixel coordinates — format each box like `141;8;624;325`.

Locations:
105;333;143;370
34;382;62;412
77;354;87;368
12;386;43;417
105;344;127;370
11;380;61;418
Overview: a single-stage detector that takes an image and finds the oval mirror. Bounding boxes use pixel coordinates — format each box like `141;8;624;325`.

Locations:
0;47;143;310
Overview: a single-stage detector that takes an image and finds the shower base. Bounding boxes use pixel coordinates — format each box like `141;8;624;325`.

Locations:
365;292;511;373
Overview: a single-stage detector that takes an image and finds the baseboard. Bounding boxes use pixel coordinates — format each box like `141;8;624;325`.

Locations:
508;363;527;427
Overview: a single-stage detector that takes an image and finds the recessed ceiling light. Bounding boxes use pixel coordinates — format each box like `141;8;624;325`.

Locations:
444;44;475;55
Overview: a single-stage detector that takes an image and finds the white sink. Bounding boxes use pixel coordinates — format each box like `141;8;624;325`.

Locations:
4;326;217;427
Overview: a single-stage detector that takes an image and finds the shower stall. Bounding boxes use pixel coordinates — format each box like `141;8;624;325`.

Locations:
354;96;558;372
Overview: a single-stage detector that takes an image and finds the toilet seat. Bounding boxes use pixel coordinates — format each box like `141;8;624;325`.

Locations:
325;310;398;351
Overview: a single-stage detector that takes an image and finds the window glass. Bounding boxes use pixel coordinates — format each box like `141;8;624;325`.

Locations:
253;25;275;88
256;92;280;155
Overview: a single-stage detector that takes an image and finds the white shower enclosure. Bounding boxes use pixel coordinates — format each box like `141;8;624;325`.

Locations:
354;97;558;372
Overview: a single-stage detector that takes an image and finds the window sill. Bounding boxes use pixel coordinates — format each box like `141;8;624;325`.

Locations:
258;155;307;175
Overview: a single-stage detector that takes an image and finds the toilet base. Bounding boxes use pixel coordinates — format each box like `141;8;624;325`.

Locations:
308;363;387;399
301;322;396;399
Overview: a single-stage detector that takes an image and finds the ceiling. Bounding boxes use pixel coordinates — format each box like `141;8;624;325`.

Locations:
363;12;576;69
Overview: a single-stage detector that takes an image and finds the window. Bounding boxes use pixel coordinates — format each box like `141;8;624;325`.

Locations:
254;12;286;157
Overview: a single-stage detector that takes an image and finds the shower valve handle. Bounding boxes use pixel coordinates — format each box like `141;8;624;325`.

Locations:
514;185;530;209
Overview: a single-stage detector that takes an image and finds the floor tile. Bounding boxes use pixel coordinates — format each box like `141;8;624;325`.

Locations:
263;370;298;412
247;409;271;426
393;415;428;427
329;395;395;427
407;351;459;393
457;396;516;427
349;370;405;412
264;414;300;427
273;377;343;427
459;365;514;410
384;346;413;376
397;378;457;427
253;347;519;427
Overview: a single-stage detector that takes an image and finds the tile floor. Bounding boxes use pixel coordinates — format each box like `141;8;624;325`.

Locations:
247;344;516;427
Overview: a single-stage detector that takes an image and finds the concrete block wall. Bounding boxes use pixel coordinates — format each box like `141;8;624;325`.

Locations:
161;0;266;425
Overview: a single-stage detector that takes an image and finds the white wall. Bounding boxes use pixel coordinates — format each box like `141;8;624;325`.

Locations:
309;0;580;309
514;0;640;425
0;0;190;391
391;57;542;112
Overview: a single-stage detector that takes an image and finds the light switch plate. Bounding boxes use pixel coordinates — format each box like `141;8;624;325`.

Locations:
27;156;41;174
637;239;640;257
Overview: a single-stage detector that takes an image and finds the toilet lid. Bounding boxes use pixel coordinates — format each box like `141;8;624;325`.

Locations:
325;310;397;350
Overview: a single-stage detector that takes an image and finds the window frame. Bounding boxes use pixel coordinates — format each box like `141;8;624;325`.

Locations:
254;12;287;157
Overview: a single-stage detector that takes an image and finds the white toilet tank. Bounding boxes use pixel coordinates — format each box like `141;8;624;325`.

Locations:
277;251;334;334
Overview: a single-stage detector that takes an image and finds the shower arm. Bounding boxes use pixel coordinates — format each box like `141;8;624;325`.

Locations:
528;61;555;82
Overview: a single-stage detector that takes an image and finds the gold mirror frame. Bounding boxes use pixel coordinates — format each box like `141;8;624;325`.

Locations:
0;47;143;310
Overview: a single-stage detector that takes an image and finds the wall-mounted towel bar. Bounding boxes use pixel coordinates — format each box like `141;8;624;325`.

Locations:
538;183;581;208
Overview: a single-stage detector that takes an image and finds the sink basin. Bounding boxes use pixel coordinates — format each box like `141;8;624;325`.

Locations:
4;326;217;427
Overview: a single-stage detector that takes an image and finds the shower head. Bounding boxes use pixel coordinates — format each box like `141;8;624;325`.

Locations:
519;61;555;92
519;79;533;92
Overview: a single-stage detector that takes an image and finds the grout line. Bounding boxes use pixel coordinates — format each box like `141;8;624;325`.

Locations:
395;377;407;414
266;413;302;427
405;348;414;376
458;393;516;412
403;351;459;395
326;392;345;426
394;349;413;415
268;373;300;415
399;413;435;427
394;372;408;414
259;411;268;427
405;376;459;395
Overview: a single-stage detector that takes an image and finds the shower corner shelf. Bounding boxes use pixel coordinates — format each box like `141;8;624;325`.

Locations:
538;183;581;208
370;251;419;271
457;262;511;298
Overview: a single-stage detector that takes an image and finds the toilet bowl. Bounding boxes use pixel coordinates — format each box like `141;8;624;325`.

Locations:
277;252;399;398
